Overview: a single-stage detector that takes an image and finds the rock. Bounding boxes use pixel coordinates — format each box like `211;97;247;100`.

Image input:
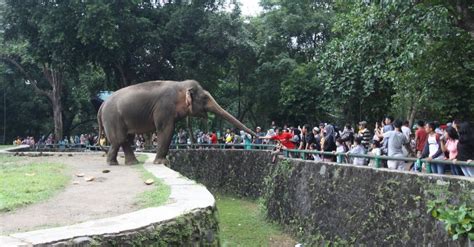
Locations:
85;176;95;182
76;173;85;177
72;237;93;245
13;152;19;156
68;153;73;157
145;179;154;185
58;154;63;157
102;169;110;173
72;181;80;185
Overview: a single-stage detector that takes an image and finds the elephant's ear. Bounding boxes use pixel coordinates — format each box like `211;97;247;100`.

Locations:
186;88;193;113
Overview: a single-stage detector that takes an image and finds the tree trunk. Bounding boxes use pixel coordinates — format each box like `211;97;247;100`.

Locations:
52;96;63;142
43;65;64;142
1;58;65;142
407;101;418;128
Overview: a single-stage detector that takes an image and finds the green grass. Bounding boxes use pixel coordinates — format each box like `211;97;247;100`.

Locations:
0;155;70;212
134;163;171;208
137;154;149;164
216;194;296;247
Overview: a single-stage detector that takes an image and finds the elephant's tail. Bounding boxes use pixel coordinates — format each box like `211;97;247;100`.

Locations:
97;104;108;154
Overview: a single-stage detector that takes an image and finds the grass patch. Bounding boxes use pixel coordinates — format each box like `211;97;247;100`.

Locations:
137;154;149;164
0;156;70;212
216;194;296;247
134;164;171;208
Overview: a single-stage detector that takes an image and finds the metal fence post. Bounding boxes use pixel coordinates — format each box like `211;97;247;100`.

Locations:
426;162;432;174
375;156;381;168
337;153;343;164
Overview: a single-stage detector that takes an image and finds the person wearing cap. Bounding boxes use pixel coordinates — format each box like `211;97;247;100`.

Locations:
253;126;265;146
358;121;371;151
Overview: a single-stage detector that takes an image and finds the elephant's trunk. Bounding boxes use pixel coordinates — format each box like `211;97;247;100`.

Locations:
206;95;257;136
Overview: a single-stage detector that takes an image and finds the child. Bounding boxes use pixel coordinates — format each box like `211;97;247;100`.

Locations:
335;138;348;163
368;140;381;167
347;137;366;166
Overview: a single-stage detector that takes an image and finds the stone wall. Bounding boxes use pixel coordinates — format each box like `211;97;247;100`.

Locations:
169;149;474;246
169;149;273;198
44;207;218;247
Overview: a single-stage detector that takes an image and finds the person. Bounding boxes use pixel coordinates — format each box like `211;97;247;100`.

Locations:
335;138;348;163
383;116;394;133
210;130;218;144
421;122;445;174
340;123;354;148
322;124;337;162
358;121;371;151
415;121;428;158
241;130;252;150
457;122;474;177
440;126;462;176
383;119;412;170
225;129;233;144
99;134;107;146
347;137;366;166
178;129;187;145
232;130;242;147
253;127;265;146
299;125;310;150
368;140;382;167
260;127;295;150
401;121;411;140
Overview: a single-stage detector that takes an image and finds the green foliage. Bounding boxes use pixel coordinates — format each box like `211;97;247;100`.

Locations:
1;0;473;139
428;200;474;241
317;1;474;124
0;156;69;211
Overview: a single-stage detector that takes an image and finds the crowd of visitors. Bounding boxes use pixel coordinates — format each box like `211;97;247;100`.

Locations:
13;133;101;148
183;117;473;177
11;117;473;177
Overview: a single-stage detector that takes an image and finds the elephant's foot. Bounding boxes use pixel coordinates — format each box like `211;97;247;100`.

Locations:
125;157;139;165
108;160;120;166
153;158;169;165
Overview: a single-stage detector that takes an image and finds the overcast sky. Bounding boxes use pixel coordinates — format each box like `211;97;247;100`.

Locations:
239;0;262;16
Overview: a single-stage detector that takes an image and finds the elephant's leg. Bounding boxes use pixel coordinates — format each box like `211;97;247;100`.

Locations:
107;144;120;166
123;134;139;165
154;122;174;165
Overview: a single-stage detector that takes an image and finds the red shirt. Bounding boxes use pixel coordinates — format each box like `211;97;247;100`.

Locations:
210;133;218;144
415;128;428;151
271;132;295;149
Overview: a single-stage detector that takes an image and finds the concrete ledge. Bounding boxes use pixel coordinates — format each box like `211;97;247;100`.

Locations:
0;154;217;246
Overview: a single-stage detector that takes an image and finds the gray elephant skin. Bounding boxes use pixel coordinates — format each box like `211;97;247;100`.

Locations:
97;80;256;165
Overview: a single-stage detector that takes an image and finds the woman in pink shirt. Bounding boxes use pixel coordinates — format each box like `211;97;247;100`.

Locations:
441;127;462;176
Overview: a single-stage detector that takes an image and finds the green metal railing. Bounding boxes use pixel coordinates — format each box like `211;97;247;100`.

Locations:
162;143;474;174
22;143;474;174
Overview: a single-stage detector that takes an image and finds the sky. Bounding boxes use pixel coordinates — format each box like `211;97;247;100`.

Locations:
239;0;263;16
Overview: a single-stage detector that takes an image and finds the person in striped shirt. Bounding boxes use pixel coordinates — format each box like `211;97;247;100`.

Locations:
358;121;372;151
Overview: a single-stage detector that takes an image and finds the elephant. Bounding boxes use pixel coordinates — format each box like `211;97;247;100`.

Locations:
97;80;257;165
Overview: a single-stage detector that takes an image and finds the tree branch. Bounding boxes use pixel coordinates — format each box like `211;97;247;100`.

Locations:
1;56;51;98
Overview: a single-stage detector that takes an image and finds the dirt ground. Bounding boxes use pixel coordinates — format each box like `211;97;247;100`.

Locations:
0;153;155;234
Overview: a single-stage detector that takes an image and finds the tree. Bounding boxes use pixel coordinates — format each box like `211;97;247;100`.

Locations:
317;1;474;125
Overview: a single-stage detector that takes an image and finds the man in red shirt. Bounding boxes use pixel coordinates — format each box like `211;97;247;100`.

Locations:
415;120;428;157
210;130;218;144
261;127;295;149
